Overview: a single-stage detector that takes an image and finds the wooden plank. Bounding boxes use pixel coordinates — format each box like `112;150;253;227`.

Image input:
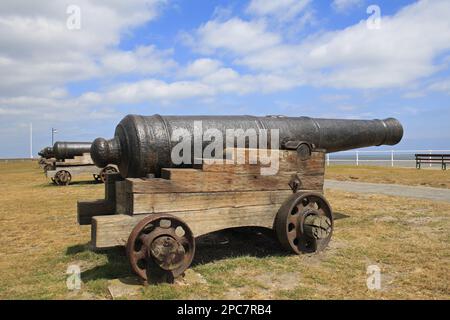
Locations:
195;150;324;174
131;190;295;214
77;199;115;225
127;170;323;194
105;173;123;202
92;204;283;248
158;150;324;193
115;181;130;215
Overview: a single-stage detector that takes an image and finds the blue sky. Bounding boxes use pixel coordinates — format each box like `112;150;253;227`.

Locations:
1;0;450;157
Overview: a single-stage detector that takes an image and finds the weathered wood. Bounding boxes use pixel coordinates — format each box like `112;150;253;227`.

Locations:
86;149;326;248
115;181;130;214
130;190;296;215
55;153;94;166
77;200;115;225
105;173;123;202
92;204;283;248
194;150;324;174
46;165;100;178
127;173;322;194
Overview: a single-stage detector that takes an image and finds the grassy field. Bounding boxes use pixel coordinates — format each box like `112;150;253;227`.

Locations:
326;165;450;189
0;162;449;299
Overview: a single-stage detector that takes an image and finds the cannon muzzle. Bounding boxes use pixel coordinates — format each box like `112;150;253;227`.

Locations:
38;147;54;159
91;115;403;178
53;142;92;160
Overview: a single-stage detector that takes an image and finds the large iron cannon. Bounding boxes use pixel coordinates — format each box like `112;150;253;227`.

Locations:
53;141;92;160
91;114;403;178
44;141;118;186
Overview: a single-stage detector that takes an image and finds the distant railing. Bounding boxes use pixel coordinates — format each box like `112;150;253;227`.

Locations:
326;150;450;168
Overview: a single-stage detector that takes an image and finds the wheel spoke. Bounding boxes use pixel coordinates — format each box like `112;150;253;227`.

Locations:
133;247;147;260
275;192;333;255
126;214;195;282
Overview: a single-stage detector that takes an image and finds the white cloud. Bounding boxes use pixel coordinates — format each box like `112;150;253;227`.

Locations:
100;46;177;75
188;0;450;89
0;0;168;97
192;18;281;55
427;79;450;94
81;79;215;105
332;0;363;12
181;58;223;78
247;0;311;21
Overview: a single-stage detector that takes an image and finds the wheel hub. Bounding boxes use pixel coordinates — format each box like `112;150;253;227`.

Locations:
149;236;186;271
303;213;332;240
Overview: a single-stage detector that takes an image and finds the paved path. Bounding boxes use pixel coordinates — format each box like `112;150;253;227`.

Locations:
324;180;450;203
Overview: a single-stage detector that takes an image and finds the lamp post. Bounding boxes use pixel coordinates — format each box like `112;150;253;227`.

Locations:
51;128;58;146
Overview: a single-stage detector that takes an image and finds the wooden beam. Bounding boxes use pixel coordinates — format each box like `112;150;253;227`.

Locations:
77;199;115;225
130;190;295;215
128;171;323;194
92;204;283;248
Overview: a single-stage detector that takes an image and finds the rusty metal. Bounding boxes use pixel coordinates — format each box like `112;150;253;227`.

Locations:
91;114;403;178
99;166;118;183
126;214;195;282
54;170;71;186
274;192;333;254
288;174;302;193
53;141;92;160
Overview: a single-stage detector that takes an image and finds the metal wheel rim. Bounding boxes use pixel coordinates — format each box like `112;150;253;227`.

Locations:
100;166;118;183
275;192;333;254
126;214;195;282
55;170;71;186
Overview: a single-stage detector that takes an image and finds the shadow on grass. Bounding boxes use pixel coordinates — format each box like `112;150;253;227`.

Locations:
69;227;288;282
333;212;351;220
38;179;101;188
192;227;287;267
67;213;352;282
66;244;131;282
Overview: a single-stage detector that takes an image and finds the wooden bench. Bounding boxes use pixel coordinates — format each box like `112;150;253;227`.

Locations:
415;154;450;170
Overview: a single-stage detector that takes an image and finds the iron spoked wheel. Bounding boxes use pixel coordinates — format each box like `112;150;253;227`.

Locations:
126;214;195;283
274;192;333;254
54;170;71;186
99;166;118;183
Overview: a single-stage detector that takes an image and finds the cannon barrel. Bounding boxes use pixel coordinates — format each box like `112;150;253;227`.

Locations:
91;114;403;178
38;147;54;159
53;142;92;160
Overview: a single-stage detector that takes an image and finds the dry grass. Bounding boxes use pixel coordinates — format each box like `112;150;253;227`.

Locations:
0;162;449;299
326;165;450;189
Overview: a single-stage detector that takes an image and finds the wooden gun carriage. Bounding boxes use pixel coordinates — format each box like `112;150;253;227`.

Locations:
40;142;118;185
78;148;332;283
45;152;118;185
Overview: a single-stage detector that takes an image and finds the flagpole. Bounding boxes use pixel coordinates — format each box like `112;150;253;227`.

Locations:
30;123;33;159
